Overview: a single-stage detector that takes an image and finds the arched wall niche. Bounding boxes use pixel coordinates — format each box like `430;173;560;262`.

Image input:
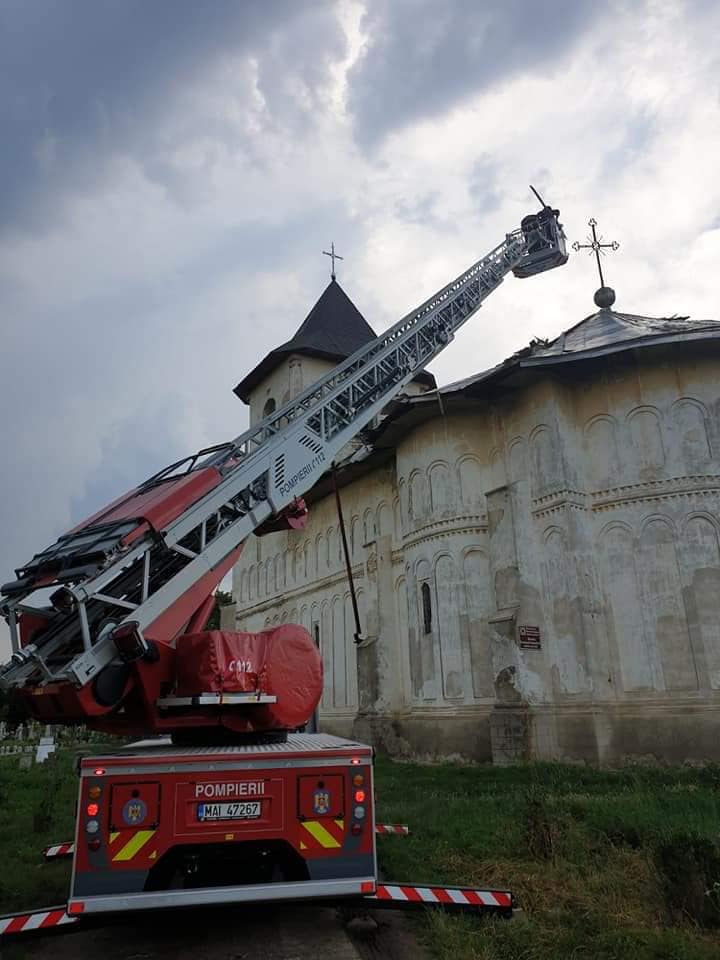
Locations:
626;406;665;476
682;515;720;689
672;397;711;463
638;516;697;690
457;455;483;511
597;522;654;691
462;547;492;698
530;424;559;496
409;470;425;523
434;552;463;699
584;415;619;489
377;501;392;539
508;437;527;483
413;556;436;700
428;460;453;516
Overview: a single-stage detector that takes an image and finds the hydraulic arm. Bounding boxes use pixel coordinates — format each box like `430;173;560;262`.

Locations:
0;198;567;735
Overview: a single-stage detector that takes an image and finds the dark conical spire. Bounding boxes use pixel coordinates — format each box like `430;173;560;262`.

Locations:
281;278;378;359
234;278;378;402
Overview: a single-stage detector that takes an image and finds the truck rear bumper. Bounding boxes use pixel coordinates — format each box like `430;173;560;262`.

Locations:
70;877;376;915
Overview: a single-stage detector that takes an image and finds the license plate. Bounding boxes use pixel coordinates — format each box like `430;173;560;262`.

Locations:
197;801;261;822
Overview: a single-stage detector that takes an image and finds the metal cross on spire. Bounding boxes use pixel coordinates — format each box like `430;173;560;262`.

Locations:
572;218;619;289
322;242;344;280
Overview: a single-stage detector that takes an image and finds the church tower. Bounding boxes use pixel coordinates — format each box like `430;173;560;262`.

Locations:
233;278;435;425
235;279;376;426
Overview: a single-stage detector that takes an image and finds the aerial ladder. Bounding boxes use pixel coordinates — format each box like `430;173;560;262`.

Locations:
0;195;568;938
0;197;567;740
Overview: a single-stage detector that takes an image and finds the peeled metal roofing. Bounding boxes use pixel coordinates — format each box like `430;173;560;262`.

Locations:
529;307;720;359
441;306;720;395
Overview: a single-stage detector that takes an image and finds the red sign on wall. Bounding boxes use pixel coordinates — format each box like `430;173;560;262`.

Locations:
518;625;541;650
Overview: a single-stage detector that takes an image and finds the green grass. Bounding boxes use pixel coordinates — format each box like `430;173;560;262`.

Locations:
374;758;720;960
3;750;720;959
0;751;78;913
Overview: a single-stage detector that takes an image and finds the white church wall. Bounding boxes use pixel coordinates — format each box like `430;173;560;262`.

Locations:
231;339;720;763
247;354;337;426
569;350;720;707
395;413;497;709
232;454;400;733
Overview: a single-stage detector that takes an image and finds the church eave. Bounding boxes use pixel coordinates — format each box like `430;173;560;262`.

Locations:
519;327;720;368
234;346;352;402
234;348;436;403
439;326;720;397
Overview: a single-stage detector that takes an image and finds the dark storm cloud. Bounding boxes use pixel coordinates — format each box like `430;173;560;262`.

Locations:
0;0;343;230
347;0;605;145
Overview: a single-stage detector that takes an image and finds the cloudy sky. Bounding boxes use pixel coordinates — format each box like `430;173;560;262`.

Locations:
1;0;719;656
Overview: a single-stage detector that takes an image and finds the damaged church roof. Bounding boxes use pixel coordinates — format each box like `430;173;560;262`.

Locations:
234;278;435;402
441;296;720;396
356;295;720;459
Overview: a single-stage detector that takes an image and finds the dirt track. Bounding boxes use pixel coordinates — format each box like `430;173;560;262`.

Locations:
3;902;429;960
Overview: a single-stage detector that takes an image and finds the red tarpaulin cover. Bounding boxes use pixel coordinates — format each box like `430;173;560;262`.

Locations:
174;626;323;729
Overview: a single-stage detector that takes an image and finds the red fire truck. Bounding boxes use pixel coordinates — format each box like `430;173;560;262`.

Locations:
0;195;568;937
70;733;376;915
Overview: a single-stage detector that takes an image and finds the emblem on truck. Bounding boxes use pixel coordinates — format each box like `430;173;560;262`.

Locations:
122;799;147;825
313;788;331;815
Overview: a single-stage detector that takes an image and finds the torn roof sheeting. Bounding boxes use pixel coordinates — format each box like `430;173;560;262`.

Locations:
441;303;720;396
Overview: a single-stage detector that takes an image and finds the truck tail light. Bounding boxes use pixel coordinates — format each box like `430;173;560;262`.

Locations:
354;790;365;803
351;823;362;836
353;774;364;786
86;803;99;817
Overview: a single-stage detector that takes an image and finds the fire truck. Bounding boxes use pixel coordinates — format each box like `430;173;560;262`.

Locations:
0;193;568;937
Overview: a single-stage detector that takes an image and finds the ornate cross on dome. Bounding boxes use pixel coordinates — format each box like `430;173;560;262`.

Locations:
572;218;619;290
322;242;344;280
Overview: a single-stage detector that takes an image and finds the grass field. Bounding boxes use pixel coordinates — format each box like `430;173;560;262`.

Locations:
2;752;720;959
0;751;77;914
373;758;720;960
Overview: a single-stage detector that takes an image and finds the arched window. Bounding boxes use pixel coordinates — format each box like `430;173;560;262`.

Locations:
263;397;276;418
421;582;432;635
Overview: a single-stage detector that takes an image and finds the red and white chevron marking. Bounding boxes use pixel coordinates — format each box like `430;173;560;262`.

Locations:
373;884;512;909
375;824;410;836
0;908;78;936
43;842;75;860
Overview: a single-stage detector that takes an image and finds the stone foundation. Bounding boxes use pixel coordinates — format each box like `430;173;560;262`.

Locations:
319;698;720;766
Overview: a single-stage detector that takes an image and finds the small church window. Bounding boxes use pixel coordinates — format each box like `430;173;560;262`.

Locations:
421;582;432;635
263;397;276;418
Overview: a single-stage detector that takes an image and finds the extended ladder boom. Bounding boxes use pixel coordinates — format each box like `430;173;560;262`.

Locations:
0;200;567;728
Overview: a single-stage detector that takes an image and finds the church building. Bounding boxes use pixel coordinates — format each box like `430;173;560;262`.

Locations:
227;270;720;765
